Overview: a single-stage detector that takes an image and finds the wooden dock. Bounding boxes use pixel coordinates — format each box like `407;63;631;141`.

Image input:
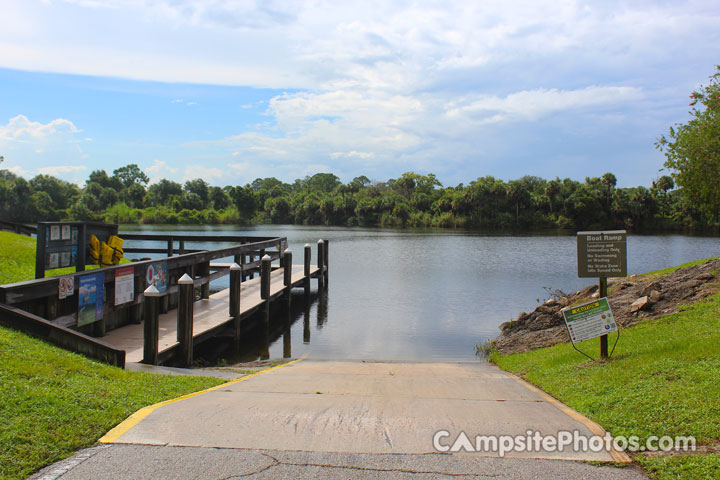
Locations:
104;265;318;363
0;233;328;368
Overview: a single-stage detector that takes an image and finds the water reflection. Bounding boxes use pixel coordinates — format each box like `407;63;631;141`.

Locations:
194;291;325;364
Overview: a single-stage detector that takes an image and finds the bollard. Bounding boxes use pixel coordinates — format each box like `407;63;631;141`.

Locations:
229;263;242;350
317;239;325;289
323;239;329;286
304;244;311;296
283;249;293;305
261;254;272;300
143;285;161;365
177;273;194;367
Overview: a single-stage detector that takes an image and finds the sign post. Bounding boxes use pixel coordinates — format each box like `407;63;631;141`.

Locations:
576;230;627;359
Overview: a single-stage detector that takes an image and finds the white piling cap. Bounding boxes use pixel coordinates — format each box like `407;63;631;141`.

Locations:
178;273;193;284
318;239;323;244
230;263;242;270
262;254;271;261
284;248;292;255
144;284;161;297
304;243;310;248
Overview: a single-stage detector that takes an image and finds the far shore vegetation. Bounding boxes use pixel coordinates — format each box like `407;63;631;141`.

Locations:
0;167;716;233
490;258;720;480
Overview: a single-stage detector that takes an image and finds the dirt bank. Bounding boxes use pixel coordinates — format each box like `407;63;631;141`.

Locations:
494;258;720;354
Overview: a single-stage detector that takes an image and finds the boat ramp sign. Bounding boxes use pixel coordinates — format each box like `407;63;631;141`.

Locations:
576;230;627;278
562;297;618;345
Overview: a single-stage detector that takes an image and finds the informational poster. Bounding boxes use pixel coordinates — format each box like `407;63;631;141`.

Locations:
61;224;71;240
48;253;59;269
562;297;618;344
50;225;60;241
58;276;75;300
71;246;78;265
78;273;104;327
145;261;168;292
71;227;79;245
61;251;71;268
114;266;135;306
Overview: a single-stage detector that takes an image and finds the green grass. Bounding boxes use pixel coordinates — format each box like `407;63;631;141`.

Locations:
0;231;225;478
490;268;720;479
0;231;128;285
641;256;720;277
0;326;225;480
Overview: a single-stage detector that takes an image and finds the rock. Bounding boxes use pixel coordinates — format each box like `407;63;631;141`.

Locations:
630;296;649;313
527;314;557;331
558;296;570;307
641;281;660;297
649;290;662;303
591;292;599;299
544;298;558;307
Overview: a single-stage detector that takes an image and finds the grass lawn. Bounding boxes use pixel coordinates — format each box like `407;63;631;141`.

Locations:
0;326;225;480
490;263;720;480
0;231;226;478
0;231;126;285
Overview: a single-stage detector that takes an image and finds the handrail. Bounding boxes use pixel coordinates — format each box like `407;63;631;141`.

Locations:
0;219;37;236
0;236;287;305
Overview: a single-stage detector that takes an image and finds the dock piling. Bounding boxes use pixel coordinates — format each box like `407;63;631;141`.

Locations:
142;285;161;365
283;249;292;305
177;273;194;367
323;239;329;286
229;263;242;350
317;239;325;289
303;244;311;296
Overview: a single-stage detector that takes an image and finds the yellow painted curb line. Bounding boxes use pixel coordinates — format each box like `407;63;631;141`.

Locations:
494;365;632;463
99;354;308;444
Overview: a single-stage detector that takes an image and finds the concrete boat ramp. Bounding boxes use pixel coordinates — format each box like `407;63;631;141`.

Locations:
31;359;647;479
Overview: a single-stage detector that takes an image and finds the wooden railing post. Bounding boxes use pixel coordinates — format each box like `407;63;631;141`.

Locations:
229;263;242;350
317;239;325;289
177;273;194;367
143;285;161;365
323;239;329;286
283;249;292;305
167;237;174;257
200;261;210;299
304;243;311;296
261;254;271;300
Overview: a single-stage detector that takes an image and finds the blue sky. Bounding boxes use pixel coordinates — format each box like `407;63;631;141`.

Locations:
1;1;719;188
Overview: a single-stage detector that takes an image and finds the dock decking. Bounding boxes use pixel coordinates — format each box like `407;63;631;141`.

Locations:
103;265;319;363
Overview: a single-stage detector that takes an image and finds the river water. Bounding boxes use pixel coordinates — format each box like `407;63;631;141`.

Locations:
120;225;719;362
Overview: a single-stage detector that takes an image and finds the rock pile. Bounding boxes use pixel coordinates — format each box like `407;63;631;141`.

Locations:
494;259;720;354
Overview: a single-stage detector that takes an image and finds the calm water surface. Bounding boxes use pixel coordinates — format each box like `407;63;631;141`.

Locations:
121;225;719;362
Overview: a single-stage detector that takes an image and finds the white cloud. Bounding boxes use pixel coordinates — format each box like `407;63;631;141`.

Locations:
38;165;87;175
182;166;224;182
145;159;178;184
0;115;79;142
445;86;642;124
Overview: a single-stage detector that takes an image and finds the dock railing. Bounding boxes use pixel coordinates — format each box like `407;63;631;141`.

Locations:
0;234;329;367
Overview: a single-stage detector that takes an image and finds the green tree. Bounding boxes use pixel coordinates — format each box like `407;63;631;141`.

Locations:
657;66;720;220
112;164;149;188
147;179;183;206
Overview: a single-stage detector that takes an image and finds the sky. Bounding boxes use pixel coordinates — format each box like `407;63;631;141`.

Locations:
0;1;719;189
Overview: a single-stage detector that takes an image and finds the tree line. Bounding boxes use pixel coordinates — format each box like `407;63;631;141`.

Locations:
0;165;715;232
